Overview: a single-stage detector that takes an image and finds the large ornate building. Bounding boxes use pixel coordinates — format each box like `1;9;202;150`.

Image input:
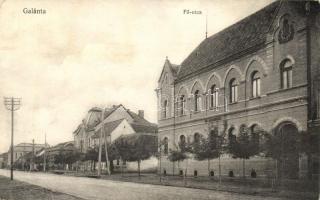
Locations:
156;1;319;178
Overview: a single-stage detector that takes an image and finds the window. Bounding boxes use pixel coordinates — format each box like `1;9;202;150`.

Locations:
163;137;168;155
179;95;186;115
194;90;201;112
251;71;261;98
180;135;186;144
80;140;83;152
251;125;260;146
229;79;238;103
210;85;219;109
281;60;293;89
194;133;201;144
163;100;168;118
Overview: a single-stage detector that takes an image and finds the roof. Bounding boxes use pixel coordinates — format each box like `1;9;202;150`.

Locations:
93;119;125;138
176;1;282;81
47;141;75;153
158;58;181;82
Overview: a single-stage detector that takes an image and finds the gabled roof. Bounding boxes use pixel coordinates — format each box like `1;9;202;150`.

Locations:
158;58;181;83
93;118;125;138
176;1;282;81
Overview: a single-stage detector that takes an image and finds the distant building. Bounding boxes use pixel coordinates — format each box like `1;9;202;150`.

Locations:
0;153;7;168
73;105;157;152
73;104;158;171
156;1;319;178
7;143;48;167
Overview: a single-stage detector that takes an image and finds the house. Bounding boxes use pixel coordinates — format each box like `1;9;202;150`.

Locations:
7;143;48;167
156;1;319;178
73;104;158;171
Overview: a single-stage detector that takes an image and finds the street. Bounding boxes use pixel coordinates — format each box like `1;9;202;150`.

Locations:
0;169;289;200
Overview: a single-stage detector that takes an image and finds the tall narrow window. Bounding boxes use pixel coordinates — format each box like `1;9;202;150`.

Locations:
194;90;201;112
163;100;168;118
163;137;168;155
180;95;185;116
210;85;219;109
252;71;261;98
281;60;293;89
230;79;238;103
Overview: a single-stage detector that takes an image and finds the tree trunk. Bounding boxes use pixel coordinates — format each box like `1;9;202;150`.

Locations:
208;158;210;177
121;158;123;177
243;159;245;179
138;160;141;178
184;158;188;186
172;161;175;176
219;155;221;184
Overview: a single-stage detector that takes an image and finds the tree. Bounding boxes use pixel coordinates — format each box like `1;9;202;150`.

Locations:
168;138;191;185
114;134;157;177
83;147;99;171
64;149;82;170
228;125;260;178
192;129;224;179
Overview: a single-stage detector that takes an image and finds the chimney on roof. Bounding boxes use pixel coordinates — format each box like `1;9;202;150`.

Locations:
138;110;144;118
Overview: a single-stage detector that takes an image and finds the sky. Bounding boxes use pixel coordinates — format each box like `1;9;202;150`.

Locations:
0;0;275;153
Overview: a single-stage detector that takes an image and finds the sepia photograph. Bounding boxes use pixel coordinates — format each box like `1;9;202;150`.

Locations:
0;0;319;199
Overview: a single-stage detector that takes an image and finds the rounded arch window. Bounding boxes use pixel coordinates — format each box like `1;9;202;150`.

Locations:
229;78;238;103
280;59;293;89
179;135;186;143
250;124;261;147
251;71;261;98
194;133;201;143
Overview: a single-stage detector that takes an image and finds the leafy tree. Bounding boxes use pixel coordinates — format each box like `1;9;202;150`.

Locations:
228;125;260;178
168;137;191;185
192;129;224;178
114;134;157;177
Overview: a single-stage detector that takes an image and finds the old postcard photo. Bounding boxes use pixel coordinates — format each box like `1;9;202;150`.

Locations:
0;0;319;199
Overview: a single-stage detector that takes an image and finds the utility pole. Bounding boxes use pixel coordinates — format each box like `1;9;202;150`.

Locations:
43;133;47;172
4;97;21;181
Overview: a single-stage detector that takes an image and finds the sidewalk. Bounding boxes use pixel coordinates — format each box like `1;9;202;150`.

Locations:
61;171;318;200
0;175;83;200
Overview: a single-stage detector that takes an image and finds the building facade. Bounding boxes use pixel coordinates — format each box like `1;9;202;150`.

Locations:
73;104;158;171
156;1;319;178
7;143;48;167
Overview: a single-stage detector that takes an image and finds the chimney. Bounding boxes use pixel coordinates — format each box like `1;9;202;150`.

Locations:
138;110;144;118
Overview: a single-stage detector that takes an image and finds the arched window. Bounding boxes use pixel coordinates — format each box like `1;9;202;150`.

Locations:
281;60;293;89
251;71;261;98
179;135;187;151
163;100;168;118
210;85;219;109
180;135;186;143
194;133;201;144
180;95;186;116
194;90;201;112
229;79;238;103
163;137;168;155
251;124;260;147
209;128;219;149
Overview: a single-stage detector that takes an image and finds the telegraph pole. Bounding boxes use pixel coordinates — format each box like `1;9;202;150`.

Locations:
4;97;21;180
